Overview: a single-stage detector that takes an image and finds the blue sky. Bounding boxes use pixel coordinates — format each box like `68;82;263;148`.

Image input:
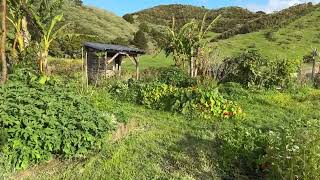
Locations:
82;0;320;16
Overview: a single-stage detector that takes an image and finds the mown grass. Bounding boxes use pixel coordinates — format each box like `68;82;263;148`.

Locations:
49;52;173;75
123;52;174;72
216;7;320;60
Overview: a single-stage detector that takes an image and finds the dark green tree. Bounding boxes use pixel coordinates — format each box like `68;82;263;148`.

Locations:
111;37;130;46
123;14;134;24
139;23;149;33
132;30;148;50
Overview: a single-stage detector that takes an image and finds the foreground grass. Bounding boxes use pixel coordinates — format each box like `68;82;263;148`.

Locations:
14;85;320;179
23;100;220;179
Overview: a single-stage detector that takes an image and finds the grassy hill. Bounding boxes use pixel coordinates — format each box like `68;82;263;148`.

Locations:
125;4;260;34
217;3;319;40
216;6;320;60
50;3;137;58
63;5;137;42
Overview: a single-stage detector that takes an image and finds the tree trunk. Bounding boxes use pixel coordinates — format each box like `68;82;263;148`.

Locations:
190;57;194;77
21;16;30;48
42;50;49;74
1;0;7;85
312;56;316;82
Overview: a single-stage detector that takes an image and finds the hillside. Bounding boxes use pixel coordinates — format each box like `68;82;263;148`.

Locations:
63;5;136;41
216;6;320;60
217;3;320;39
50;3;137;57
124;4;260;34
125;3;319;42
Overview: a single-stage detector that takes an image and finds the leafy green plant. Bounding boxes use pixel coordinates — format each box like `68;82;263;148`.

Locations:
0;69;112;170
218;49;300;89
110;81;241;119
215;89;320;179
264;119;320;179
158;67;196;87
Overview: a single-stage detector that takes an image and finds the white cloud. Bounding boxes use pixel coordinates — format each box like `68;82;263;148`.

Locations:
247;0;320;13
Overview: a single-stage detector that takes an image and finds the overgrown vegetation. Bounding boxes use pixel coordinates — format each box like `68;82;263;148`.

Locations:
109;79;241;119
216;84;320;179
0;69;113;170
1;0;320;179
217;49;300;88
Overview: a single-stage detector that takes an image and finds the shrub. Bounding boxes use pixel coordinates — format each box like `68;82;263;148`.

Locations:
110;81;241;119
132;30;148;50
303;53;314;63
217;49;300;89
0;69;112;170
158;67;196;88
264;31;277;41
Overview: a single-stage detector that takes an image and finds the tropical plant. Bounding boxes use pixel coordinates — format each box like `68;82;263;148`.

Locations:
7;0;31;59
163;13;221;77
24;0;66;74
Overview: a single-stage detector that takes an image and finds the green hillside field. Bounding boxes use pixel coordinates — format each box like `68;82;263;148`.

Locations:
216;7;320;60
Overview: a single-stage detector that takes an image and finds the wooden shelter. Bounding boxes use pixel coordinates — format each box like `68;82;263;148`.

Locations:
84;42;145;83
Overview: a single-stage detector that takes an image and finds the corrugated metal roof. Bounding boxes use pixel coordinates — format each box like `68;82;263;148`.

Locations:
84;42;145;54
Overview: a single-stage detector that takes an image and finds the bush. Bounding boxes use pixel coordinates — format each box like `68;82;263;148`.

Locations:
217;49;300;89
158;67;196;88
0;69;112;170
110;81;241;119
132;30;148;50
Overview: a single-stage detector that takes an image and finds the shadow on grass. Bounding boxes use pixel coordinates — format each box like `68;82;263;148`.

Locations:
163;132;267;180
162;133;221;179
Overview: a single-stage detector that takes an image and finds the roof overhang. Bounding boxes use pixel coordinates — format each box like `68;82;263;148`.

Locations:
84;42;145;55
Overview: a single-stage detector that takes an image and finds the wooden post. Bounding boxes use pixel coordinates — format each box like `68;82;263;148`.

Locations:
105;51;108;78
113;57;116;71
312;56;316;82
190;49;194;78
81;47;84;87
134;56;139;80
85;49;88;87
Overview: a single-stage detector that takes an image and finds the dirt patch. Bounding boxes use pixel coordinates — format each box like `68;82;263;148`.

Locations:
112;120;138;142
9;159;68;180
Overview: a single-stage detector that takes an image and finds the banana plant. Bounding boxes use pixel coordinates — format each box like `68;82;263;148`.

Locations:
163;13;221;77
25;0;66;74
32;13;67;73
7;0;31;58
